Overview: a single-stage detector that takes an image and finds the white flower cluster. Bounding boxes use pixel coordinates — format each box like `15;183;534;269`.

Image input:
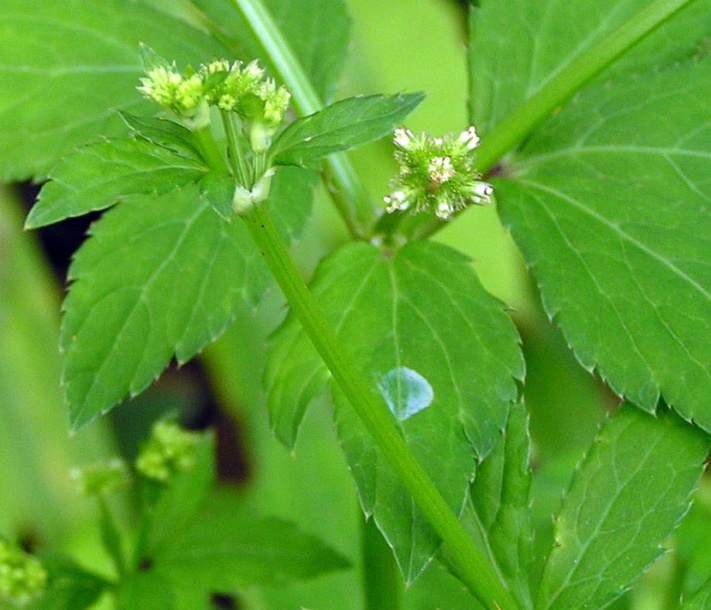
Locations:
384;126;492;220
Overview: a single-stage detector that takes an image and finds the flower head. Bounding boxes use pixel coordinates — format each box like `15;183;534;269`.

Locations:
383;126;492;220
137;48;290;143
70;458;130;497
0;539;47;606
135;420;202;483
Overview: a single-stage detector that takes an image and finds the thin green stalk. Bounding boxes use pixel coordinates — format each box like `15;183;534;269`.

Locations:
241;201;519;610
97;496;127;577
229;0;377;238
405;0;699;241
219;111;250;186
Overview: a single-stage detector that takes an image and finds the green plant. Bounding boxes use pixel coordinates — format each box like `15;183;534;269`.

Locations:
0;0;709;608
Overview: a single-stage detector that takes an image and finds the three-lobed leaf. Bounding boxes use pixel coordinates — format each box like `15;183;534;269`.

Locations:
497;60;711;431
61;166;315;430
0;0;229;181
270;93;424;168
267;240;523;581
536;405;710;610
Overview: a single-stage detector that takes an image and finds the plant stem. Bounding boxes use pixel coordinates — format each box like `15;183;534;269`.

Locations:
221;111;252;187
229;0;377;238
97;496;127;577
405;0;699;241
241;202;519;610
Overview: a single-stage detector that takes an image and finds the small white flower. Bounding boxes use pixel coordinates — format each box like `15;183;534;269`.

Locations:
393;127;414;149
428;156;455;183
436;200;454;219
467;181;493;204
459;126;480;150
384;190;410;213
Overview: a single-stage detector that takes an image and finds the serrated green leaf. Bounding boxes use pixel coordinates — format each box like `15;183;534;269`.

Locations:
267;240;523;581
152;492;350;593
681;575;711;610
468;0;711;135
497;60;711;430
470;402;533;609
0;0;230;181
536;405;710;610
190;0;351;103
61;167;314;430
120;113;205;160
26;138;208;229
270;93;424;168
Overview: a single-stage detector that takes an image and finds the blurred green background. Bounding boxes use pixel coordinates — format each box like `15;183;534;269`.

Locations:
0;1;707;609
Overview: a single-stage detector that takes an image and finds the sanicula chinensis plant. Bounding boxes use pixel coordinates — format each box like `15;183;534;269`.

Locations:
3;0;710;609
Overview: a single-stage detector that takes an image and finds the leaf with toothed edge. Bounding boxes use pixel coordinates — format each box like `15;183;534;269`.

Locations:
61;167;315;430
536;405;710;610
469;402;534;610
496;60;711;432
266;240;524;582
26;136;209;229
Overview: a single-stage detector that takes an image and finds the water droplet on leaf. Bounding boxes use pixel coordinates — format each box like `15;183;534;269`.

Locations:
378;367;434;422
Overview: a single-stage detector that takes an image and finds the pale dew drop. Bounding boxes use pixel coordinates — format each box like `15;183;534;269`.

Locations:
377;367;434;422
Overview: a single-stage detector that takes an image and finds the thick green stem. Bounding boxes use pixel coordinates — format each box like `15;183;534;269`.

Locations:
240;202;518;610
229;0;377;238
405;0;699;241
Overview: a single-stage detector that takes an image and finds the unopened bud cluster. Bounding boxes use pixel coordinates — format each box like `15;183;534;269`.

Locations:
0;539;47;606
138;51;290;148
384;126;493;220
135;421;201;483
70;457;130;497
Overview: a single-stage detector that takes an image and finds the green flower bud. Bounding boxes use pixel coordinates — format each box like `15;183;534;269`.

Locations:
135;421;201;483
0;539;47;606
383;126;492;220
70;457;130;497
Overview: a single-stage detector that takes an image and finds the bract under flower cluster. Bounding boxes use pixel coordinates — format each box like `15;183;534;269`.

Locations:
383;126;493;220
0;539;47;606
